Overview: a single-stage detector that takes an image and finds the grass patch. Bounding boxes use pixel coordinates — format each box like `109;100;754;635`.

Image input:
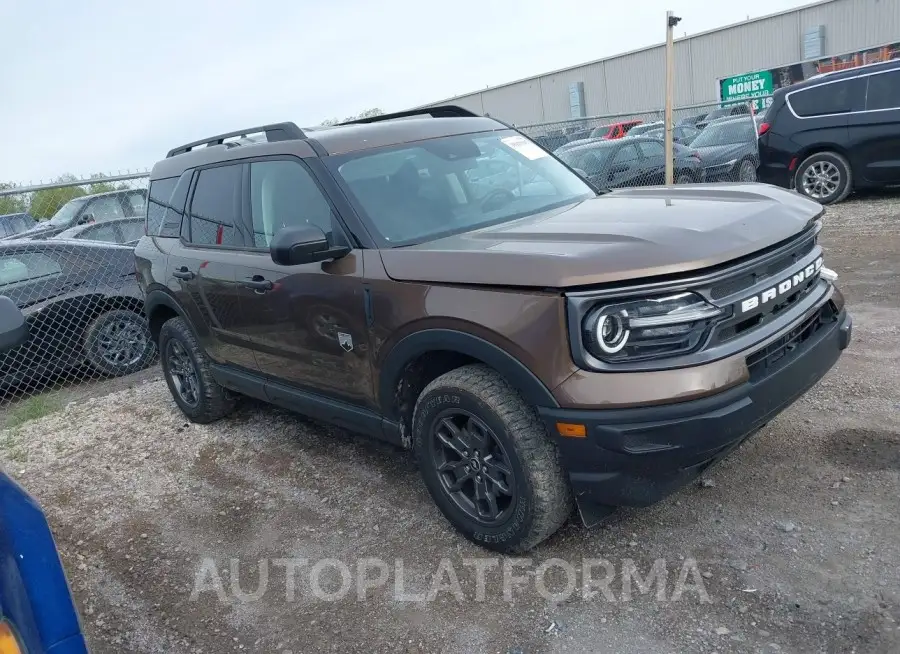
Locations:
4;394;61;429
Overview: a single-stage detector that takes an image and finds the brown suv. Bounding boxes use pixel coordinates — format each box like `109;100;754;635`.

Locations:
135;106;852;552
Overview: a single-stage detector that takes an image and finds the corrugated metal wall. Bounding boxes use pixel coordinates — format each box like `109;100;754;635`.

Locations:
423;0;899;125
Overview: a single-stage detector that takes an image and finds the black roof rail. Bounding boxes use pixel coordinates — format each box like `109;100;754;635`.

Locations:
340;105;480;125
166;122;306;158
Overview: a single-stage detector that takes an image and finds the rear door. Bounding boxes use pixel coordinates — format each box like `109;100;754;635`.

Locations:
166;163;257;369
232;157;373;406
635;139;667;185
604;142;644;187
850;68;900;184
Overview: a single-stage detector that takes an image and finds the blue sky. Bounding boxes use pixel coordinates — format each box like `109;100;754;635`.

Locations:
0;0;812;182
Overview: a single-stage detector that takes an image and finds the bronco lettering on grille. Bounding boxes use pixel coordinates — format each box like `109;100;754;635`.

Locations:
740;256;824;314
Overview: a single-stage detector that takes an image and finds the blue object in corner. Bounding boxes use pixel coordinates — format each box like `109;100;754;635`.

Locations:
0;471;87;653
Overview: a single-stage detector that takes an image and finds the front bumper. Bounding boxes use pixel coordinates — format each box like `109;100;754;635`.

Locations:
539;307;851;512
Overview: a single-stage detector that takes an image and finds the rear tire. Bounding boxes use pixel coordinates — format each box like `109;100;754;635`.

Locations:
159;316;234;423
738;158;757;182
84;309;155;377
794;151;852;204
413;364;573;553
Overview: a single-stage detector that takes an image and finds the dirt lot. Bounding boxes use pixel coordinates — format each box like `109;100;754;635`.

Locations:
2;193;899;654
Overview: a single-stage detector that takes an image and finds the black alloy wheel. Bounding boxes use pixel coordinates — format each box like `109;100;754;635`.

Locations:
165;338;200;407
430;409;516;525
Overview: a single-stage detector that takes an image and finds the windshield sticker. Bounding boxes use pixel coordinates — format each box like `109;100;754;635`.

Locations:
501;135;549;160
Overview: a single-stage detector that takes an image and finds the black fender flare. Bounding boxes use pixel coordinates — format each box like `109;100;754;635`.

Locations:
378;329;560;420
144;288;191;340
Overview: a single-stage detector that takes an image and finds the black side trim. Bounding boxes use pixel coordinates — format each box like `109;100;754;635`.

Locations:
210;365;403;447
167;122;306;158
378;329;559;418
340;106;478;125
363;287;374;328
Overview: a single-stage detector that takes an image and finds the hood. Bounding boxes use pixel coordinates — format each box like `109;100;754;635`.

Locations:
693;142;755;166
378;184;823;289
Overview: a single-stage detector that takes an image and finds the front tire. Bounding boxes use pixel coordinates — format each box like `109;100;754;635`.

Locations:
84;309;155;376
795;151;852;204
413;364;573;552
159;316;234;423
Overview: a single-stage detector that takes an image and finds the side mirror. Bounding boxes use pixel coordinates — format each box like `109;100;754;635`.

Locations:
270;225;350;266
0;296;28;352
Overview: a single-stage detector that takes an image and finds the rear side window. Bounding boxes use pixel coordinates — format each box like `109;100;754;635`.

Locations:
612;143;641;165
120;219;145;243
187;165;242;247
788;80;853;117
638;140;665;158
0;253;62;287
81;223;120;243
865;70;900;111
146;178;177;235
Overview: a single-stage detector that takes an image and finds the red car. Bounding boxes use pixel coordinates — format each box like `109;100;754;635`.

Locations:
590;119;642;140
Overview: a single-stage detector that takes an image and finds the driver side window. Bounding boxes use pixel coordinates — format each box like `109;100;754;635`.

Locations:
84;196;125;222
249;160;337;248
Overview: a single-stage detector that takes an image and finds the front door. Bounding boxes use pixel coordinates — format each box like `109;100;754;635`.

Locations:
234;158;374;407
167;163;257;370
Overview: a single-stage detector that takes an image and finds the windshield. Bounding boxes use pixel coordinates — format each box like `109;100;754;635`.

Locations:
47;197;88;227
691;120;755;148
327;130;595;246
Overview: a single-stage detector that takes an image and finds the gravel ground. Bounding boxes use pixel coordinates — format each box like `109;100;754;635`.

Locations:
2;193;899;654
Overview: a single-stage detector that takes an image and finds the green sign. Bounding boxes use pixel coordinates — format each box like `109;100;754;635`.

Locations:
720;71;774;112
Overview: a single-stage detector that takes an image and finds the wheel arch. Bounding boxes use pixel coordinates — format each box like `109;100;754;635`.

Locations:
144;288;189;344
379;329;560;440
795;144;853;170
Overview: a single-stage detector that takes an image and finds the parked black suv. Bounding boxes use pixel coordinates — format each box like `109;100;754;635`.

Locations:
758;59;900;204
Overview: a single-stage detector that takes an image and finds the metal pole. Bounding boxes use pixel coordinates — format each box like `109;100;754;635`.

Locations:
664;10;677;185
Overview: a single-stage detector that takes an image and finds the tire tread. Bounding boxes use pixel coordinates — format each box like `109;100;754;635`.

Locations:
159;316;234;424
415;364;573;552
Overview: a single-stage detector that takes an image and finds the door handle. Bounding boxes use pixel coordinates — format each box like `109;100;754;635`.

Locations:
244;276;274;292
173;266;194;280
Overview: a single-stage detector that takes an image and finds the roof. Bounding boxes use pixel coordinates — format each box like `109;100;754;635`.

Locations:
152;111;506;179
773;57;900;96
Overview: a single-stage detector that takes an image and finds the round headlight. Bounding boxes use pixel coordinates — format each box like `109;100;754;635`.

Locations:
595;310;629;354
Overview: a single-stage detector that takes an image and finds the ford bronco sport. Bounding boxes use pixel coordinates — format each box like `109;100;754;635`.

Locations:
135;106;852;553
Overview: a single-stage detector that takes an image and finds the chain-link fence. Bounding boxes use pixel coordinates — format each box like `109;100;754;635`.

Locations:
517;97;770;189
0;174;156;415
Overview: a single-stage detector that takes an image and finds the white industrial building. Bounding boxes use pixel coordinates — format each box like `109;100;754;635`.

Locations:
422;0;900;126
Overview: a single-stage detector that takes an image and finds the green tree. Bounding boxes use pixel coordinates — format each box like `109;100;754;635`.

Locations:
319;107;384;126
86;173;132;195
29;174;87;220
0;183;27;215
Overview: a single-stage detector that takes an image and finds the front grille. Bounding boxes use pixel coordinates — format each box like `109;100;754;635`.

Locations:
713;270;821;344
709;232;816;300
746;301;837;381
